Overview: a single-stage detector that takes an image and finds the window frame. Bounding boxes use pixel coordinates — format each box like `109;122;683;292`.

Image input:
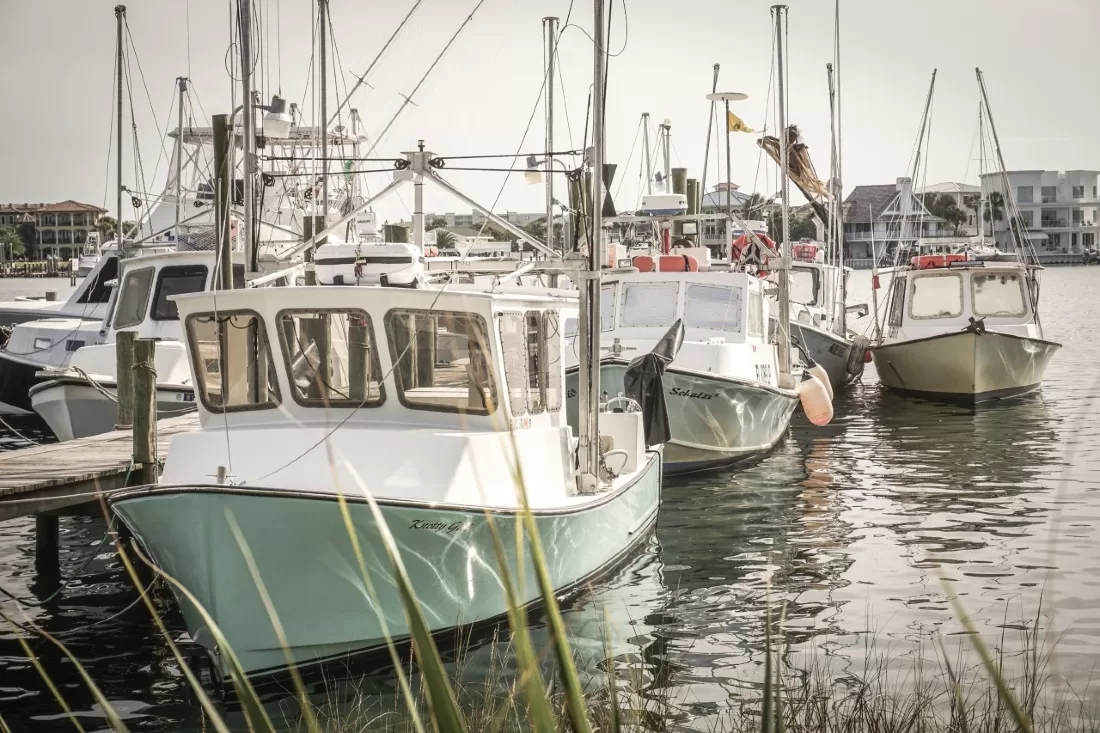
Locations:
600;282;618;332
384;308;497;417
619;281;681;329
112;266;156;329
887;276;906;327
276;308;387;409
683;282;744;333
540;311;563;412
184;309;282;414
970;272;1028;318
152;264;210;321
524;310;545;414
907;272;964;320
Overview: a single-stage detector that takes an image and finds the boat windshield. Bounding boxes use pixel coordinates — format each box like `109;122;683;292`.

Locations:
908;272;963;320
277;309;385;407
385;309;497;415
683;283;743;333
620;282;679;328
789;268;819;306
186;310;281;412
971;272;1027;317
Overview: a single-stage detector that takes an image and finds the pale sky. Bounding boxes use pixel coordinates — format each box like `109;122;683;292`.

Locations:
1;0;1098;225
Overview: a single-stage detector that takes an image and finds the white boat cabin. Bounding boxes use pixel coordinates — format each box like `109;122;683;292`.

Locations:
163;285;649;505
883;261;1042;343
568;270;781;389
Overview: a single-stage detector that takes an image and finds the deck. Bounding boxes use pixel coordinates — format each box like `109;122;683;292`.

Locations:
0;413;199;522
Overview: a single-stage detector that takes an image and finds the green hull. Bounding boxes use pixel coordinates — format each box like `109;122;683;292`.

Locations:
111;453;661;677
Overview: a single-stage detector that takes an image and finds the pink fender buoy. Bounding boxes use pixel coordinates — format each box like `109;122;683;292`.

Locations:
798;371;833;426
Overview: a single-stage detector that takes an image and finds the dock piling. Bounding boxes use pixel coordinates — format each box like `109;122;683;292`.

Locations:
115;332;135;431
132;338;158;486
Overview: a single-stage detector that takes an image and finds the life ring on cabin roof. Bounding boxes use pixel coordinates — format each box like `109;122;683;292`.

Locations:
731;233;778;259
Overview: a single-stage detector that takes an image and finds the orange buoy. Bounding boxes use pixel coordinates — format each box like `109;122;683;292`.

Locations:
798;371;833;426
804;358;833;401
632;255;655;272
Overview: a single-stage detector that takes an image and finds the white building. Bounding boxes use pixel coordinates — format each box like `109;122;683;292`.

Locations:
422;210;545;229
979;170;1099;255
916;182;982;235
841;177;953;264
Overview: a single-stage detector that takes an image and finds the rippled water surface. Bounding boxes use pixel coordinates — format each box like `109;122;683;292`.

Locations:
0;268;1097;730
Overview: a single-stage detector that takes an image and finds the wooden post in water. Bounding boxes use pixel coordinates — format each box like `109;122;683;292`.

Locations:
114;331;136;430
132;338;158;485
34;514;60;583
213;114;233;291
672;168;688;237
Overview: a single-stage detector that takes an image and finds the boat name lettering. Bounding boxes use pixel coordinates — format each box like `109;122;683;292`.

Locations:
828;343;847;358
409;519;472;534
669;387;715;400
755;363;773;383
566;387;577;398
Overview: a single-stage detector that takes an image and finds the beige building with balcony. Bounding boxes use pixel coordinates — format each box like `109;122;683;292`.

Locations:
979;170;1099;255
0;200;108;258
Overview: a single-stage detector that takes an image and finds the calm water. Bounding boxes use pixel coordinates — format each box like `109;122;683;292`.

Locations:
0;268;1098;730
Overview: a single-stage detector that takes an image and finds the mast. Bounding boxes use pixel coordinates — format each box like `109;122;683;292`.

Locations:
174;77;188;228
319;0;329;217
832;0;847;336
240;0;256;270
350;108;361;204
578;0;607;491
642;113;653;195
773;4;792;384
660;120;671;191
115;5;125;248
724;98;733;257
699;64;719;250
978;102;987;245
901;71;937;253
543;16;558;253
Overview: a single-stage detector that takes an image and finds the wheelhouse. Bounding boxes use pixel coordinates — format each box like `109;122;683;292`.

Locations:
884;263;1037;339
171;285;570;431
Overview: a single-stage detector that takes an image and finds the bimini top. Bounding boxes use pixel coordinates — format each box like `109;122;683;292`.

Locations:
170;284;573;432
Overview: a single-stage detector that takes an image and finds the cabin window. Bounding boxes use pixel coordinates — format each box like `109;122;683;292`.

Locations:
620;282;679;328
112;266;155;329
541;311;563;411
684;283;743;333
747;290;763;337
76;256;118;304
152;265;209;320
887;277;905;327
600;283;617;331
789;268;819;306
971;272;1027;317
499;313;528;413
277;309;385;407
186;310;280;413
499;310;563;416
908;273;963;320
386;309;496;415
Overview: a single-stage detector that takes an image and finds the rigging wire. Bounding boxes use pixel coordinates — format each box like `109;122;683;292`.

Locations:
101;37;119;212
362;0;489;159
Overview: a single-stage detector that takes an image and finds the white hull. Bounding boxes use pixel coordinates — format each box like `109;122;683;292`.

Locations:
871;330;1060;402
30;379;196;441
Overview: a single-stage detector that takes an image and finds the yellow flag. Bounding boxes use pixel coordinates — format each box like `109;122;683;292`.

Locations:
727;111;754;133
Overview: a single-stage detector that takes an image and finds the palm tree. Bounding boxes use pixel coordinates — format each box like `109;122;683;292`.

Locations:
435;229;457;250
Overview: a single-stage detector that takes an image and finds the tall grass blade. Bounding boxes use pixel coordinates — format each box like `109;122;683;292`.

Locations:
1;608;131;733
482;510;557;733
942;576;1035;733
0;711;12;733
936;635;971;733
331;457;469;733
225;510;322;733
333;492;427;733
762;599;773;733
1;612;87;733
602;608;622;733
121;541;267;733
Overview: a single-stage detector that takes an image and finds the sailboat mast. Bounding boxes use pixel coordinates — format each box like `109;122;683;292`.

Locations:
543;16;558;253
832;0;847;336
578;0;607;491
978;103;986;245
240;0;257;270
175;77;187;227
319;0;329;216
699;64;719;250
642;113;653;195
115;5;125;247
773;4;793;383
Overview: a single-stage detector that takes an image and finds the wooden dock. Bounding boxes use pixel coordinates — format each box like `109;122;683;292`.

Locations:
0;413;199;522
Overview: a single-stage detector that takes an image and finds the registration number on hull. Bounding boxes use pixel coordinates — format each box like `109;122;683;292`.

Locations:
175;391;196;402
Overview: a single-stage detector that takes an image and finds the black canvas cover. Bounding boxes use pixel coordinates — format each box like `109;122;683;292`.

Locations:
623;319;685;447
